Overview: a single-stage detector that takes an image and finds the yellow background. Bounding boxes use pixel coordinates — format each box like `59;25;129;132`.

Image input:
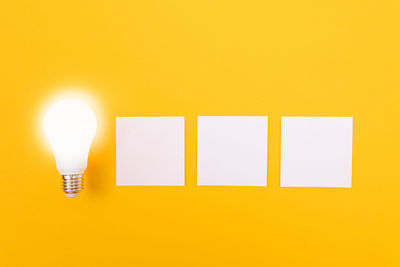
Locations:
1;0;399;266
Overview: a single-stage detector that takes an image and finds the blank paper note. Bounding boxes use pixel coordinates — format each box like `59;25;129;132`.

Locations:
197;116;268;186
116;117;185;186
281;117;353;188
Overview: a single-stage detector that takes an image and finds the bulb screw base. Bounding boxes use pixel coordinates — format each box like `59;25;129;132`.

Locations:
62;174;83;198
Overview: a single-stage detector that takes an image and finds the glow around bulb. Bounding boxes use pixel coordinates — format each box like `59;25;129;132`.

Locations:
44;98;97;197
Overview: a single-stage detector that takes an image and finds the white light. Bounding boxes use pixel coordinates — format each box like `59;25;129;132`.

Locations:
44;98;97;197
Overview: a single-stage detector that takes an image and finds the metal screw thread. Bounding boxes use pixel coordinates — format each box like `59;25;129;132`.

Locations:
62;174;83;195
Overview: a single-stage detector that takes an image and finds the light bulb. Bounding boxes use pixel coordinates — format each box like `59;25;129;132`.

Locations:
44;98;97;198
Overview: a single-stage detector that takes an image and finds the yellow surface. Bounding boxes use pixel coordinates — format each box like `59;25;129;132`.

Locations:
0;1;399;266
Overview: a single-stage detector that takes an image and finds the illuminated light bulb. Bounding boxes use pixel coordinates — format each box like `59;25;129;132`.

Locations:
44;98;97;198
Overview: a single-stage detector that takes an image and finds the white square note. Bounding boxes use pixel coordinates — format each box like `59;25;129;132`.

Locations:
281;117;353;187
197;116;268;186
116;117;185;186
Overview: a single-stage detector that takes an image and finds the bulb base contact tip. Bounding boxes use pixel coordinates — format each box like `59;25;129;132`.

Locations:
62;174;83;198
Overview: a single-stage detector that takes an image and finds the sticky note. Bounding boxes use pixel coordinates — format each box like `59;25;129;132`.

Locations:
281;117;353;187
116;117;185;186
197;116;268;186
